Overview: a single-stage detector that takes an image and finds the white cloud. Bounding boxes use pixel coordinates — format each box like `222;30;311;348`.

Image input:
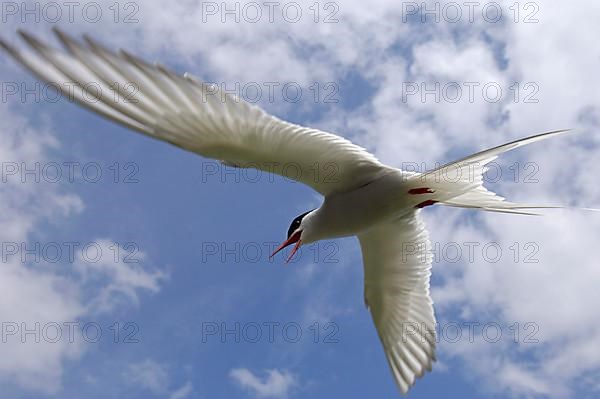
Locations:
0;91;165;394
125;359;170;394
169;381;194;399
0;106;86;393
0;266;85;393
125;360;194;399
230;368;296;398
74;239;168;313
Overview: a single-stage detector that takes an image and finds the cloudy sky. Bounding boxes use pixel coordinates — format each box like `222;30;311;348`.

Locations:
1;1;600;398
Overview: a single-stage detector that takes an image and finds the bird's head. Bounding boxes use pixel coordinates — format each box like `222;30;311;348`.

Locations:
270;209;316;263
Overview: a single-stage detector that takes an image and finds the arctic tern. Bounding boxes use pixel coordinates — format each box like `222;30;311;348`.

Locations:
0;28;581;394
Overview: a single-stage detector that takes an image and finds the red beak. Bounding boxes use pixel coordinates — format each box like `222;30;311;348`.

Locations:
270;231;302;263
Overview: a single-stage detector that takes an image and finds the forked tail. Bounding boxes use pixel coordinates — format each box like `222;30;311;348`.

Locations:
409;129;588;215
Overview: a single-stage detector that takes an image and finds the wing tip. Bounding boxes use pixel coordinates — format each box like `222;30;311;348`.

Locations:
51;26;76;49
384;340;437;395
82;32;108;54
0;37;17;56
16;29;38;46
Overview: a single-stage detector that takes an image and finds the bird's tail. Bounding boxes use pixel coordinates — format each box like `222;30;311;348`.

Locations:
407;129;592;215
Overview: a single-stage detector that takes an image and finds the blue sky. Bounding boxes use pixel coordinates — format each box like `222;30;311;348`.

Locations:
1;1;600;398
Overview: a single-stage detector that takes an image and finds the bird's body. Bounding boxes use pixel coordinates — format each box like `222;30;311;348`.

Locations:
303;169;418;243
0;28;583;395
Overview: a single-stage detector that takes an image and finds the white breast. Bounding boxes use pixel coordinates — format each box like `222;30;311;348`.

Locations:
301;169;415;243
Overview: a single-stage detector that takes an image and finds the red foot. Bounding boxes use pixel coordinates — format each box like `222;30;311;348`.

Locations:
409;188;435;195
415;200;438;209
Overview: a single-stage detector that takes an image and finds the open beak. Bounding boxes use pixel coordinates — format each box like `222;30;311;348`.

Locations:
270;230;302;263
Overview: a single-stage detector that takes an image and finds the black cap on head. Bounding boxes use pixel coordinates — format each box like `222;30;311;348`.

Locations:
287;210;314;238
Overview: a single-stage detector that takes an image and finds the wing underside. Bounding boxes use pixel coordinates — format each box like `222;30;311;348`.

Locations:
0;29;386;195
359;211;437;394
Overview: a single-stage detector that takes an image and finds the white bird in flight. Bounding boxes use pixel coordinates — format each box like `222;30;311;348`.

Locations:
0;28;578;395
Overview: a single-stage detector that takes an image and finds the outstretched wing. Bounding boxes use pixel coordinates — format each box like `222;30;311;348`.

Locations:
358;210;437;395
0;29;386;195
